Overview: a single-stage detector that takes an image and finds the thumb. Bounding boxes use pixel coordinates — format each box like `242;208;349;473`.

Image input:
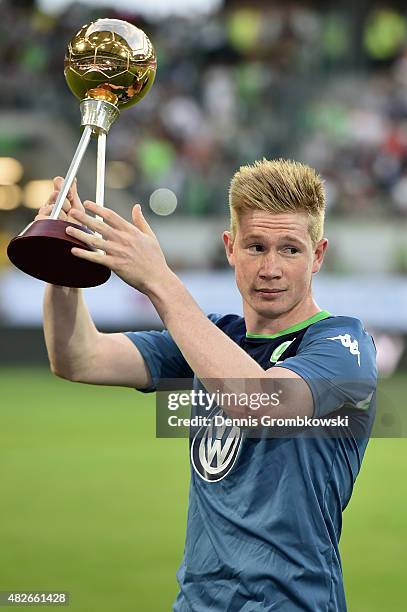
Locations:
132;204;155;237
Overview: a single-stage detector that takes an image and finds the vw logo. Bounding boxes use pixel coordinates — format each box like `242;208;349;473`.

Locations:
191;409;243;482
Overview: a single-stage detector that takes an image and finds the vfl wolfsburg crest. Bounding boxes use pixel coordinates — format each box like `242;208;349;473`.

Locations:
270;338;296;363
191;409;243;482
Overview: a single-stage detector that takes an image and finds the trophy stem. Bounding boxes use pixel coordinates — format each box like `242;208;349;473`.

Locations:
94;132;107;251
96;132;106;208
50;125;93;219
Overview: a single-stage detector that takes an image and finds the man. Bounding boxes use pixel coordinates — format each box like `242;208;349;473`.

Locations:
38;159;376;611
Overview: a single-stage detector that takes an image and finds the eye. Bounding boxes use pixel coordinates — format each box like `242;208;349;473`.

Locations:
282;246;299;255
248;244;265;253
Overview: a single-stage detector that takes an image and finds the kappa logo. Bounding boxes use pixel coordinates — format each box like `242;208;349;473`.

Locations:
270;338;296;363
191;410;243;482
327;334;361;366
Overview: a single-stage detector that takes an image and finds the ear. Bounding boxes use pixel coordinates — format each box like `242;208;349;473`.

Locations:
312;238;328;274
223;231;235;267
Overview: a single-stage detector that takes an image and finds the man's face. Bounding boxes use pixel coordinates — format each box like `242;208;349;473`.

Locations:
223;210;328;320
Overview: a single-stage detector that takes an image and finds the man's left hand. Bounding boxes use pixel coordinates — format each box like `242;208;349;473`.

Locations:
66;201;170;293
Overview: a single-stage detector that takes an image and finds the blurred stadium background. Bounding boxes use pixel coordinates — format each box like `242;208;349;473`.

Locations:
0;0;406;610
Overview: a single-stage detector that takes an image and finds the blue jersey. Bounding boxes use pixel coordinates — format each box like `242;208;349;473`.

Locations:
124;311;377;611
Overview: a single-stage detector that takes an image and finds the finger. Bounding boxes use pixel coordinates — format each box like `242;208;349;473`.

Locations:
46;190;59;205
69;177;85;211
65;225;108;250
35;213;68;222
52;176;72;205
83;200;128;230
71;246;112;266
53;176;64;191
36;204;69;221
47;191;71;213
68;208;114;238
35;213;54;222
37;203;54;216
47;184;71;209
51;176;81;209
132;204;156;237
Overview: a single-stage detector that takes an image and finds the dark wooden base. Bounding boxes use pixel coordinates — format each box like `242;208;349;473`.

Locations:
7;219;111;288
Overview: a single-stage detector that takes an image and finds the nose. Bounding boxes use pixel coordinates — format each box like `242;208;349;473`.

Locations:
258;254;282;280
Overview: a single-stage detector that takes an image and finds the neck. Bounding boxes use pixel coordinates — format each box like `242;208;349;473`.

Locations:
244;296;323;336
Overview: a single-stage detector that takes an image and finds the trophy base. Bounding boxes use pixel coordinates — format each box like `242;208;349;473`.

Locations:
7;219;111;288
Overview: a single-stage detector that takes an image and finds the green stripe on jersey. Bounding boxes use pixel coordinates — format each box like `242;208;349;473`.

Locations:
246;310;332;339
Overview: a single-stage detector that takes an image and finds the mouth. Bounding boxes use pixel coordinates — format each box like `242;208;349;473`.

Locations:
254;288;287;297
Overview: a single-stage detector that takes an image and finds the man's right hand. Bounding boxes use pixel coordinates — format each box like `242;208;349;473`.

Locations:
35;176;85;223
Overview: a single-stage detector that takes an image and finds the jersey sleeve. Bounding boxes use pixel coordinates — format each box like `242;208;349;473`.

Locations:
277;317;377;418
123;313;223;393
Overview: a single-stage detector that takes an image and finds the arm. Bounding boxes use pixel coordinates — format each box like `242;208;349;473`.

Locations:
43;284;151;388
39;178;151;388
64;202;311;415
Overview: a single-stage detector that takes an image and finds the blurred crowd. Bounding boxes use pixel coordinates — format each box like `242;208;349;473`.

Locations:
300;63;407;218
1;0;407;220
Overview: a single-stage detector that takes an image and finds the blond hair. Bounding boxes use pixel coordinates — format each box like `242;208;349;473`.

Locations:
229;158;326;245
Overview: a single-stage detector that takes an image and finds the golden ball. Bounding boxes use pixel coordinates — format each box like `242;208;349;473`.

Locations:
64;18;157;109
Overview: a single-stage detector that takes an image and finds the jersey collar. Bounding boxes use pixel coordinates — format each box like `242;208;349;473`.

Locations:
245;310;332;340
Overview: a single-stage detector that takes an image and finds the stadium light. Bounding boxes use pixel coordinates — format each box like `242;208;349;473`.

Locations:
0;185;22;210
149;188;178;215
23;180;54;209
106;161;134;189
0;158;23;185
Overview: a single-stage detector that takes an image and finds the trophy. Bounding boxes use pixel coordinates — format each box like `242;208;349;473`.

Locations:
7;18;157;288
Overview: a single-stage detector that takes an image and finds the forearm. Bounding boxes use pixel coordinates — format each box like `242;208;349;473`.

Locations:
147;272;263;380
43;284;100;379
